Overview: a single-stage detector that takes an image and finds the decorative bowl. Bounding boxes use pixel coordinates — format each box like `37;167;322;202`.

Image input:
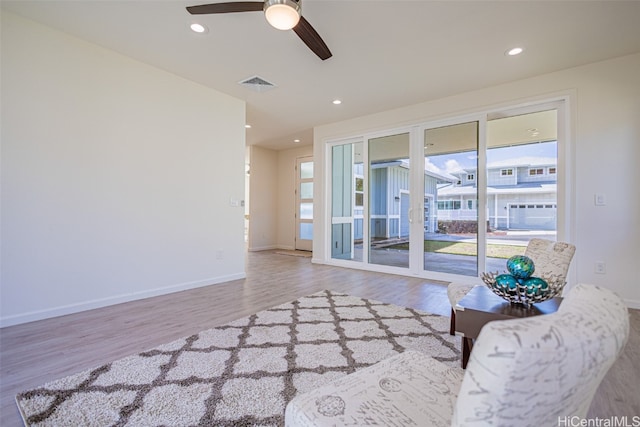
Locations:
482;256;566;306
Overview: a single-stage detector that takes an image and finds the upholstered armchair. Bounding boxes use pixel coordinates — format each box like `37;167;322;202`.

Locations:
448;238;576;335
285;284;629;427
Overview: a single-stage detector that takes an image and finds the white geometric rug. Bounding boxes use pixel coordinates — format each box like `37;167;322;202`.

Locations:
16;290;461;426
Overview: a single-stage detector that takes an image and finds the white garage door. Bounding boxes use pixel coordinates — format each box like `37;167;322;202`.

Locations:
509;203;556;230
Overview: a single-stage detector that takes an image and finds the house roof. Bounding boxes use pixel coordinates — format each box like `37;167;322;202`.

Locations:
438;182;557;197
372;160;458;183
2;1;640;149
487;157;557;169
455;157;558;174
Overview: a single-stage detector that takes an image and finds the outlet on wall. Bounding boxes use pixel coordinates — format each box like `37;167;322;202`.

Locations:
594;193;606;206
595;261;606;274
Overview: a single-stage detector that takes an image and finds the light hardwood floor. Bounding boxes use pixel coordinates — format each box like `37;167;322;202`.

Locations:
1;250;638;425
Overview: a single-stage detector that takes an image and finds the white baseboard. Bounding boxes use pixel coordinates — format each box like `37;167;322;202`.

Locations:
248;245;296;252
248;245;277;251
625;299;640;310
0;273;246;328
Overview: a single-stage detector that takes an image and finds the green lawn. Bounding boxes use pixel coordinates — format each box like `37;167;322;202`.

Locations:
388;240;525;259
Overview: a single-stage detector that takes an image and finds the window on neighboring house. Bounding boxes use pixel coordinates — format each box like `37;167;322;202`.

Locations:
467;174;475;181
437;200;461;210
467;200;473;210
529;168;544;176
501;168;513;176
548;167;556;175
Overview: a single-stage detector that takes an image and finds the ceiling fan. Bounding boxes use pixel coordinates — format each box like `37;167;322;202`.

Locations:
186;0;332;60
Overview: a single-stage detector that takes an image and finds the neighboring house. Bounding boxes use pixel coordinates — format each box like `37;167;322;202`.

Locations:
333;155;557;260
353;160;457;241
437;157;558;230
333;157;455;259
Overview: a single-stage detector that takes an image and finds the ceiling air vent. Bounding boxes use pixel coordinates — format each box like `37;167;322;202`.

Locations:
238;75;276;93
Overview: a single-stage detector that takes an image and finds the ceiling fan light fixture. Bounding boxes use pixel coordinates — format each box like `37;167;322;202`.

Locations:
264;0;301;30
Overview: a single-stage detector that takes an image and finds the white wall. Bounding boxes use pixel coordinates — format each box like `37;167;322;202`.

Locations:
277;145;313;250
1;12;247;326
248;145;278;251
313;53;640;308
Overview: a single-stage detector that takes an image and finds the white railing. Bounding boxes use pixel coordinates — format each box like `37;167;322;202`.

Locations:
435;209;477;221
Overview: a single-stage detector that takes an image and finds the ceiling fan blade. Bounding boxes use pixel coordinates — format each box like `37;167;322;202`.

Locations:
292;16;332;61
186;2;264;15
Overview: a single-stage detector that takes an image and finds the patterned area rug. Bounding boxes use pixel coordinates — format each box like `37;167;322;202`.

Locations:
16;290;460;426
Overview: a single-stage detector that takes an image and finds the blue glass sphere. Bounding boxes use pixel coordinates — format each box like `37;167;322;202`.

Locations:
494;274;518;290
523;277;549;297
507;255;535;279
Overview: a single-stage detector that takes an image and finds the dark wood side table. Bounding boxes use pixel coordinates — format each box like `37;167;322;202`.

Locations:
455;285;562;368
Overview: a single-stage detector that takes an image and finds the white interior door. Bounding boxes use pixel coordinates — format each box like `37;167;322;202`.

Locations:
295;157;313;251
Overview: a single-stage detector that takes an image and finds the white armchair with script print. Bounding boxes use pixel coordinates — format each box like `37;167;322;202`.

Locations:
285;284;629;427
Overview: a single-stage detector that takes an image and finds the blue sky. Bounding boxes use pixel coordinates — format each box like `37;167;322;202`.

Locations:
427;141;557;174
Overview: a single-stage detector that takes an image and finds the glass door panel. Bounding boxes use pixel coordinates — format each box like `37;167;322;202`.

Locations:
424;122;478;276
331;142;364;261
485;109;558;269
299;202;313;219
300;161;313;179
369;132;410;268
300;182;313;199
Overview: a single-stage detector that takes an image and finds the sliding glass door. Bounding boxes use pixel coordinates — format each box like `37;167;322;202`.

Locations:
423;121;479;276
327;102;562;281
484;109;559;268
329;125;478;275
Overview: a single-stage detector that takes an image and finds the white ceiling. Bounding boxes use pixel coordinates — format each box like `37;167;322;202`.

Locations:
3;0;640;150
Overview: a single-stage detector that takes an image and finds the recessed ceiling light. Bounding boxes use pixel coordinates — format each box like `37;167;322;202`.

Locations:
245;124;252;129
506;47;524;56
293;139;301;143
332;99;342;105
190;23;208;33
